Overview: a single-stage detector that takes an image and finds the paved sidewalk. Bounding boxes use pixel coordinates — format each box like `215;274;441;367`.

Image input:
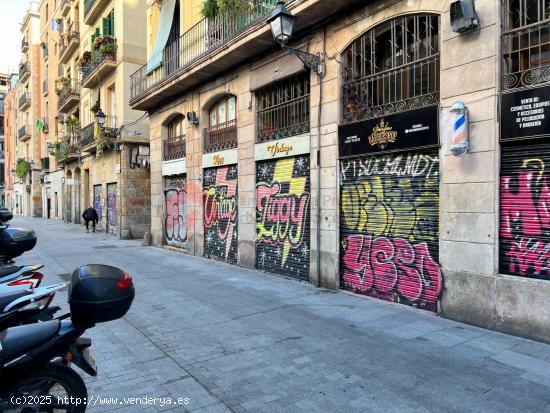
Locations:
16;217;550;412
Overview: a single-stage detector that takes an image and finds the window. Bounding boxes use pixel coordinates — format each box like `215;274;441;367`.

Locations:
256;74;310;142
164;115;186;161
502;0;550;90
205;96;237;153
341;14;440;124
102;10;115;36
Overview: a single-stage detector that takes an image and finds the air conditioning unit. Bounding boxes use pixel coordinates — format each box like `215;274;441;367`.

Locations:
450;0;480;33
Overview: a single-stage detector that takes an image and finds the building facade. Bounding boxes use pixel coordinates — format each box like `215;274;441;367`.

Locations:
129;0;550;343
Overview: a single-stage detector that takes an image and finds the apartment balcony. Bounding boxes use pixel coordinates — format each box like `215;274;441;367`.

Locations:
43;79;49;96
21;38;28;53
42;45;49;61
18;92;31;111
130;0;364;111
59;23;80;64
84;0;109;26
80;116;117;153
18;125;31;142
81;47;117;89
163;138;186;161
61;0;72;17
57;79;80;113
55;140;80;165
19;64;30;83
203;120;237;153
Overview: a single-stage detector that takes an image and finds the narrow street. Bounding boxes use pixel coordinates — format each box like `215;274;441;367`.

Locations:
18;216;550;413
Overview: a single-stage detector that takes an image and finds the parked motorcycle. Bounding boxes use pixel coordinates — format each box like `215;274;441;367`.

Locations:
0;264;135;413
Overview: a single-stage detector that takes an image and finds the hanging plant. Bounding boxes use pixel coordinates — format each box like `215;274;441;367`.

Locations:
95;128;111;159
16;159;31;179
201;0;219;17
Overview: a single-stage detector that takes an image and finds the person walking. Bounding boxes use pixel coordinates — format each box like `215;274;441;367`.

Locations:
82;206;99;233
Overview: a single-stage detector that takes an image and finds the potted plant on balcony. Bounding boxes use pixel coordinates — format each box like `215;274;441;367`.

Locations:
99;37;117;61
15;159;31;180
55;76;70;94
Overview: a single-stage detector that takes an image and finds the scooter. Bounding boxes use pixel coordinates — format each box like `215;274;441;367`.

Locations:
0;283;66;331
0;264;135;413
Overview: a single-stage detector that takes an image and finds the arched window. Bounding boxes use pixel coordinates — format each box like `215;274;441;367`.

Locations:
204;95;237;153
164;114;185;160
341;14;440;124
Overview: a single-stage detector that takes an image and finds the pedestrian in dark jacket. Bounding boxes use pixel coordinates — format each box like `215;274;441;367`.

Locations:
82;206;99;233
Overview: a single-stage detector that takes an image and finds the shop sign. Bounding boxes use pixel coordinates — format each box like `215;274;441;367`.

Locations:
338;105;439;157
255;134;310;161
501;85;550;142
202;148;238;169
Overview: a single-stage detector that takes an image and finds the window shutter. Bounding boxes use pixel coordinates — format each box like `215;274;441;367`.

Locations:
102;18;110;36
110;10;115;36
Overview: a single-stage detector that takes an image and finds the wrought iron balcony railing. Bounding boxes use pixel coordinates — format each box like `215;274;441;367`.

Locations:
163;138;186;161
341;56;440;124
130;0;278;102
502;20;550;91
80;116;117;148
204;120;237;153
18;63;29;80
57;79;80;111
18;92;31;109
18;125;31;141
81;43;116;85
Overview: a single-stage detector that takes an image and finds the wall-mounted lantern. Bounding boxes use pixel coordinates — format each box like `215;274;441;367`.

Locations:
449;101;469;157
187;111;199;126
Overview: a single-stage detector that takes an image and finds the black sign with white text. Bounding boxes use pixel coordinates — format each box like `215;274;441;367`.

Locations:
338;105;439;157
501;86;550;142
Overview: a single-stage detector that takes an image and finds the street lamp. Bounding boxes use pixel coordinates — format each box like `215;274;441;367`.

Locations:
267;1;325;76
96;109;106;127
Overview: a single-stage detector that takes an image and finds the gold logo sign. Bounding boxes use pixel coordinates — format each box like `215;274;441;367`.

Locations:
213;154;225;166
267;141;293;157
368;118;398;149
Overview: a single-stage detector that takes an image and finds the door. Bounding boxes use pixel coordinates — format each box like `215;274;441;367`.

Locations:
74;169;81;224
65;182;72;223
164;174;187;248
500;143;550;279
339;151;442;312
106;183;118;236
93;185;102;229
256;156;311;280
203;165;238;263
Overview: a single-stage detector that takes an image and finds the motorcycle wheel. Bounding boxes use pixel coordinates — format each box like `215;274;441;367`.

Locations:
2;364;87;413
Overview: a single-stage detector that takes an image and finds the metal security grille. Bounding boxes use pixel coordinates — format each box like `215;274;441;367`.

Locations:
500;144;550;279
164;174;187;248
341;14;440;124
256;74;310;142
106;183;118;236
203;165;238;263
502;0;550;90
256;156;311;280
339;151;442;312
93;184;102;227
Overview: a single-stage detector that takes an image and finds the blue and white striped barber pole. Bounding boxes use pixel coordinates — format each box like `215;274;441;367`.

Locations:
449;101;469;156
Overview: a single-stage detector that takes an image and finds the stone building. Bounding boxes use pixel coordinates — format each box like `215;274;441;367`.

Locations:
111;0;550;342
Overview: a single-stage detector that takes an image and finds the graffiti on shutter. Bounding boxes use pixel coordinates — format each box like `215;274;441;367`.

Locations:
501;144;550;279
106;182;118;236
203;165;238;262
164;174;187;248
93;184;102;226
340;151;441;312
256;156;310;280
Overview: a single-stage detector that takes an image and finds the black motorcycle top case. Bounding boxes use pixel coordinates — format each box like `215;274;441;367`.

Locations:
0;208;13;222
0;227;37;260
69;264;135;326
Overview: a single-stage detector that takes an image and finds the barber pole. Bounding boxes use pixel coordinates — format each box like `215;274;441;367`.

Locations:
449;101;469;156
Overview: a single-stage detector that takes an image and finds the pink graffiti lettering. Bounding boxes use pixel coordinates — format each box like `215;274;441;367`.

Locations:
165;188;187;245
342;235;441;311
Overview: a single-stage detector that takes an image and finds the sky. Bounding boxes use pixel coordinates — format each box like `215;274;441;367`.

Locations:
0;0;32;74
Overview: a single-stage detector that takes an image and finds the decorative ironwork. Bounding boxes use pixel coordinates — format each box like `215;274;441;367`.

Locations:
80;122;95;147
81;42;116;83
256;74;310;142
285;47;324;75
341;14;440;124
58;79;80;111
164;137;186;161
130;0;279;102
502;13;550;90
204;120;237;153
18;92;31;109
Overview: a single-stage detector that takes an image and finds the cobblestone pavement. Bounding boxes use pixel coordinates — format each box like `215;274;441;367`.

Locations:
15;217;550;412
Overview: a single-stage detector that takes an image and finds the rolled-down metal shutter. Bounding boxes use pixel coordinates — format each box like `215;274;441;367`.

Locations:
339;150;442;312
164;174;187;249
203;165;238;263
256;156;311;280
500;143;550;280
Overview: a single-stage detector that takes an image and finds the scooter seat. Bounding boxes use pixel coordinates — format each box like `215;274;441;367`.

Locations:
0;320;60;362
0;266;22;278
0;290;30;312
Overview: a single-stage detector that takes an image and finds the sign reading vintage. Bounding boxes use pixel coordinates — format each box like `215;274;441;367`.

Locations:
338;105;439;157
501;85;550;142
